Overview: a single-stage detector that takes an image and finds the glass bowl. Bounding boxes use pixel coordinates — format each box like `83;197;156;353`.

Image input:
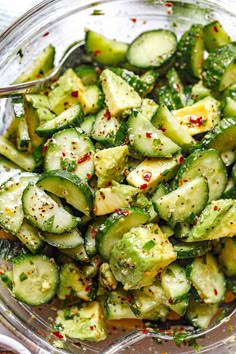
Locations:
0;0;235;353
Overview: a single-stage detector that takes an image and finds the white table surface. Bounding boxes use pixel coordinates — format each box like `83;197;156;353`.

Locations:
0;0;41;345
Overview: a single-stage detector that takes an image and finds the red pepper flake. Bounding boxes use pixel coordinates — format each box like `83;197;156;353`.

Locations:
104;109;111;120
214;205;219;211
42;144;49;156
64;101;69;106
43;91;49;96
77;152;91;164
143;171;152;182
95;66;102;74
127;294;133;304
91;228;97;239
179;156;185;164
122;136;129;145
93;49;101;57
105;181;112;187
115;209;130;216
61;151;66;157
146;132;152;138
130;17;137;23
214;288;218;295
85;285;92;292
71;90;78;98
168;298;173;304
165;2;173;7
42;31;49;37
189;115;204;126
213;25;219;33
52;331;64;339
193;219;197;225
160;127;166;132
87;173;92;179
141;328;148;334
90;326;94;331
156;271;162;277
167;10;172;15
140;183;148;190
37;329;46;337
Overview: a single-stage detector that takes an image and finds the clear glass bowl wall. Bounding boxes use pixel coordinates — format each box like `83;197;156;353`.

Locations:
0;0;235;353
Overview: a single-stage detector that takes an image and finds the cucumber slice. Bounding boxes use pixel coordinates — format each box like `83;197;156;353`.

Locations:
221;97;236;117
44;127;95;180
173;148;227;202
80;114;96;136
185;199;236;242
128;111;180;158
16;219;43;254
202;43;236;91
41;228;84;249
161;262;191;304
155;176;209;225
173;241;210;259
0;239;28;261
187;299;218;329
127;30;177;69
0;158;21;185
37;169;93;216
218;237;236;277
202;117;236;153
203;20;231;52
0;136;36;172
14;44;55;84
85;30;128;65
176;24;204;82
83;84;104;115
152;104;196;153
60;244;89;262
166;67;186;108
74;65;99;85
96;207;150;261
12;254;59;306
0;172;38;234
104;287;137;320
186;253;225;304
36;103;84;138
22;183;79;234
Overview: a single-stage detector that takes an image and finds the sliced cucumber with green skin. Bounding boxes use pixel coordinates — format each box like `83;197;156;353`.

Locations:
202;43;236;92
12;254;59;306
0;158;21;186
176;24;204;82
36;103;84;138
83;84;104;115
187;298;218;329
80;114;96;136
201;118;236;153
84;217;106;257
174;221;191;239
22;183;79;234
41;228;84;249
218;237;236;277
203;20;231;53
173;240;210;259
104;287;137;320
109;67;157;97
127;30;177;69
14;44;55;83
173;148;227;202
85;30;128;65
96;207;150;261
161;262;191;304
37;169;93;216
0;136;36;172
74;65;99;85
0;172;38;234
158;86;178;111
0;239;28;261
166;67;186;108
128;111;180;158
186;253;225;304
185;199;236;242
226;278;236;293
16;219;43;254
60;244;89;262
155;176;209;225
221;97;236;117
152;104;196;153
44;127;95;180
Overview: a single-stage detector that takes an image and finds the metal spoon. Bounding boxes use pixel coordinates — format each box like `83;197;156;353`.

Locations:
101;300;236;354
0;40;89;98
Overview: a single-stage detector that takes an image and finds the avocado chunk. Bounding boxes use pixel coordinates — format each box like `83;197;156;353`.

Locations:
104;287;137;320
55;301;107;341
94;182;150;215
110;223;177;290
57;262;96;301
94;145;129;188
100;69;142;116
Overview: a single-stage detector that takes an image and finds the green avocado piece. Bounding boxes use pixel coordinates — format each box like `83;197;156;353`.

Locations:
55;301;107;341
110;223;177;290
94;145;129;188
100;69;142;116
57;263;96;301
